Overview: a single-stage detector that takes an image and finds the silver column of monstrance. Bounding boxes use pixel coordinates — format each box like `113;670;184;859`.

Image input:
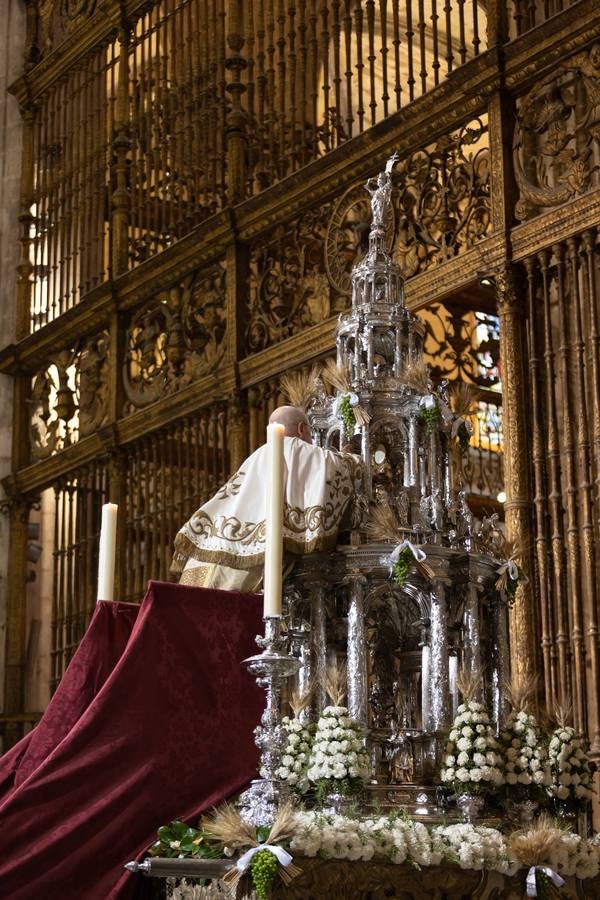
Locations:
238;618;299;826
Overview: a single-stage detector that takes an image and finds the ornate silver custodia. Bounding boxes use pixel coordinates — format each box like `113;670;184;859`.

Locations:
238;617;299;826
277;153;512;805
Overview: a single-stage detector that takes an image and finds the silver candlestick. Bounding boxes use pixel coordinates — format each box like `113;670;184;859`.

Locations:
238;616;300;826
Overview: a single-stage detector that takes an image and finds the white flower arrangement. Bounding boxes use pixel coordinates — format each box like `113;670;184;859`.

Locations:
306;706;370;796
431;823;519;875
500;709;551;801
548;726;594;808
274;716;315;792
287;812;600;881
441;700;504;793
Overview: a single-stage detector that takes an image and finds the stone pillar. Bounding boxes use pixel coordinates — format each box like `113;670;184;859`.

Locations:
0;0;26;743
344;574;368;728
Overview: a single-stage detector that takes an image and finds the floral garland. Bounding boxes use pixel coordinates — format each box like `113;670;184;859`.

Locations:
276;716;315;792
287;812;600;881
500;709;551;803
306;706;370;799
548;726;594;809
440;700;504;793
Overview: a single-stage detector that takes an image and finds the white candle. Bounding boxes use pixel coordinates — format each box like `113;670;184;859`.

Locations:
263;423;285;617
97;502;118;602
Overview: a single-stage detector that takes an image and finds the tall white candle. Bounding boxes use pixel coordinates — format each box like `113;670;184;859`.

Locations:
263;423;285;617
97;502;118;602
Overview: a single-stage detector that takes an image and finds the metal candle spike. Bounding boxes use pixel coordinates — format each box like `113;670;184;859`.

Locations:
238;616;300;826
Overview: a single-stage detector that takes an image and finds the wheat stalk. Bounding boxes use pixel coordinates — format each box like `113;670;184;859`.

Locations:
322;358;351;393
448;381;478;419
201;803;257;847
398;358;430;395
279;364;322;410
505;673;539;714
322;359;371;425
455;668;483;702
367;501;403;543
552;703;573;730
508;814;570;868
288;683;313;718
325;661;348;707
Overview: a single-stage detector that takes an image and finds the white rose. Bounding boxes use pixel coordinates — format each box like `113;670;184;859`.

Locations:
462;726;474;737
457;751;470;766
473;753;486;766
457;738;471;752
456;767;470;782
445;755;456;766
470;768;482;782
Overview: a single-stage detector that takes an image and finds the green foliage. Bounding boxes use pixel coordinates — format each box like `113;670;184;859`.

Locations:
150;820;220;860
420;403;441;436
338;393;356;438
251;848;280;900
505;574;519;607
391;546;413;588
314;776;365;805
457;421;471;453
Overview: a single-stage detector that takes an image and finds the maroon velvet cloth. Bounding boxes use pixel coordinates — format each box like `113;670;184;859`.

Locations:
0;601;139;804
0;582;263;900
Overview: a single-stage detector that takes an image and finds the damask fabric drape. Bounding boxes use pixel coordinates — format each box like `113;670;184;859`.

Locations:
0;600;139;804
0;582;263;900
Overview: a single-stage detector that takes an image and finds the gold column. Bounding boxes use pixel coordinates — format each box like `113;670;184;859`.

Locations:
225;0;247;205
111;29;131;277
495;267;538;681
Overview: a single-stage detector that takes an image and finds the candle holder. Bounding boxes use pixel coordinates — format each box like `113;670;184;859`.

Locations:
238;616;300;826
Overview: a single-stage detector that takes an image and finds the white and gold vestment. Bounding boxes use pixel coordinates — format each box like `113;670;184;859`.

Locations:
172;436;358;590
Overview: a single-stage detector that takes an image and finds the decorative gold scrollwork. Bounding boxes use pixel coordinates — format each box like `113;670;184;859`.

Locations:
392;119;491;276
246;209;334;352
123;264;227;410
513;43;600;220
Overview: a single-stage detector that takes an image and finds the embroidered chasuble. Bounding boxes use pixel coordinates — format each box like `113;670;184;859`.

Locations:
172;436;358;589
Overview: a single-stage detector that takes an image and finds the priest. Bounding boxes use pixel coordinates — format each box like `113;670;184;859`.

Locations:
171;405;360;590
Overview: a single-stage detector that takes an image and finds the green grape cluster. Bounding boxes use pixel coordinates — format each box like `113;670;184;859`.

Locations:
392;547;413;588
535;871;551;900
457;421;471;453
338;393;356;439
251;848;279;900
420;403;441;436
505;574;519;607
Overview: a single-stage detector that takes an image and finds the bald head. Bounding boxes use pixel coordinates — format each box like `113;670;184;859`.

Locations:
269;405;313;443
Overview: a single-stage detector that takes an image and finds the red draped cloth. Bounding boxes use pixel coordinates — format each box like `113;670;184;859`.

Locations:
0;601;139;804
0;582;263;900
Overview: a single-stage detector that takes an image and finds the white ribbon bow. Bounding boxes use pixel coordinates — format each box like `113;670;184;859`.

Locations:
389;540;426;564
526;865;565;897
496;560;530;585
439;401;454;427
451;415;471;439
497;559;519;581
236;844;293;874
419;394;437;410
